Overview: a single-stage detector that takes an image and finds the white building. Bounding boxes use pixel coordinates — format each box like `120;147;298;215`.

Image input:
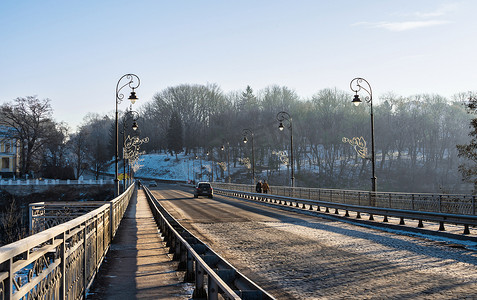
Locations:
0;126;20;178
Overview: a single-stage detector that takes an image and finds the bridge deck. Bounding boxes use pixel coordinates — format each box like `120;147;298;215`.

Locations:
87;188;191;299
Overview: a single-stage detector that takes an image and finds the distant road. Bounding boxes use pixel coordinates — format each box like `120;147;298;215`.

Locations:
150;183;477;300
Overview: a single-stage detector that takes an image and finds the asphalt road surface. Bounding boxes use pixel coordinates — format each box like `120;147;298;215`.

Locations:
150;183;477;300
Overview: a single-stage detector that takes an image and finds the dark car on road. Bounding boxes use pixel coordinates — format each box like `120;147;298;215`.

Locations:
149;180;157;187
194;182;213;198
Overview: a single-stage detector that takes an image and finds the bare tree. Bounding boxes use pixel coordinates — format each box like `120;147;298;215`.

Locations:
0;199;26;245
77;114;114;179
0;96;55;177
68;128;89;179
457;94;477;190
149;83;229;154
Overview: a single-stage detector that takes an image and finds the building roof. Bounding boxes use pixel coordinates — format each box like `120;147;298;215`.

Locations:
0;126;16;138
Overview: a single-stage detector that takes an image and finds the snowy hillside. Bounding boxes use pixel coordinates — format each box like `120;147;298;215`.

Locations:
133;153;223;182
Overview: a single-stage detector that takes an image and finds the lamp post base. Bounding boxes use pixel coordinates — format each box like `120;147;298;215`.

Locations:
371;176;377;193
114;179;119;197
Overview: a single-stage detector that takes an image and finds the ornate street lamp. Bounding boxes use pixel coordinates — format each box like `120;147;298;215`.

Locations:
124;134;149;187
206;150;214;182
221;140;231;183
276;111;295;187
242;128;255;185
186;159;191;183
195;155;199;183
115;74;140;197
350;77;376;192
120;108;139;192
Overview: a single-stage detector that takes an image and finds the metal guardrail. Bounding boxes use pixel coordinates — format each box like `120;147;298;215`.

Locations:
29;202;111;235
212;183;476;215
0;179;114;186
213;183;477;235
0;184;134;299
143;186;275;300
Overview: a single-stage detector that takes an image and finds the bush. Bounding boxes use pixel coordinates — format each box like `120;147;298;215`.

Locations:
0;199;27;246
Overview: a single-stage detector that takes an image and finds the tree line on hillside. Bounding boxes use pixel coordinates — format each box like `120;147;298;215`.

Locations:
1;85;477;193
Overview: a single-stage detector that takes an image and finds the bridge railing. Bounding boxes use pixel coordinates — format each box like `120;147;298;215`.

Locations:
213;183;477;235
0;178;114;186
143;186;275;300
212;183;476;216
0;184;134;300
29;202;109;235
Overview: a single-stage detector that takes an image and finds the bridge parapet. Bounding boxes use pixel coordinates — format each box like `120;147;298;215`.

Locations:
0;180;114;197
29;201;112;235
213;183;477;235
212;183;477;215
0;178;114;186
143;186;276;300
0;184;134;300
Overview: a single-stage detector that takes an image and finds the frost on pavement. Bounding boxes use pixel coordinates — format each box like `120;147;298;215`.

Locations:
193;220;477;299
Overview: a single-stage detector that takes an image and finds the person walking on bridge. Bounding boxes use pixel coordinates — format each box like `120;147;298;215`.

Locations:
255;181;262;193
262;181;270;194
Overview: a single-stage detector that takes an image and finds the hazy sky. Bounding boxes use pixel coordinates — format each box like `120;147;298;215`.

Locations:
1;0;475;130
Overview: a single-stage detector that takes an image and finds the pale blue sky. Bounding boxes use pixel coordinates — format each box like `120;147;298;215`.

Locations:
1;1;475;129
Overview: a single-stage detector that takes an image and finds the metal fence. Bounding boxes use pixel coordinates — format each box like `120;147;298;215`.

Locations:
212;183;477;216
0;184;134;299
0;178;114;186
143;186;275;300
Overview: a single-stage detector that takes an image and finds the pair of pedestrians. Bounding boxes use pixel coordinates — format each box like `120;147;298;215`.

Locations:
255;180;270;193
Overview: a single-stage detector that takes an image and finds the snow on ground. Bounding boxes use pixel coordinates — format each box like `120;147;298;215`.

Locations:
135;153;189;181
133;152;233;182
130;152;286;184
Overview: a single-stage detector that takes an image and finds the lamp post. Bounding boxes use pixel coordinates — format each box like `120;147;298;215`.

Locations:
206;150;214;182
120;108;139;192
350;77;376;192
185;159;189;183
115;74;140;197
242;128;255;185
276;111;295;187
192;156;197;183
200;154;203;181
221;141;231;183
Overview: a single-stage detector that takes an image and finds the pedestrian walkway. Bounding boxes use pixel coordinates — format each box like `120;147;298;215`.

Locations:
87;189;191;299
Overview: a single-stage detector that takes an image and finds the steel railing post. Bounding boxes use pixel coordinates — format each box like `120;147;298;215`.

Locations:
109;202;114;242
83;224;87;300
61;232;66;299
473;195;476;215
184;251;194;282
193;264;206;298
439;195;442;213
208;275;219;300
179;244;187;271
29;204;33;235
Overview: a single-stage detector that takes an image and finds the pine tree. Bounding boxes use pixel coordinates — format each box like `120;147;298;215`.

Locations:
457;96;477;188
240;85;258;111
167;111;183;158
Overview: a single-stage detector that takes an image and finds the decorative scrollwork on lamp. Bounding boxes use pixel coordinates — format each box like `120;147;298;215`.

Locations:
272;150;289;165
342;136;368;159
